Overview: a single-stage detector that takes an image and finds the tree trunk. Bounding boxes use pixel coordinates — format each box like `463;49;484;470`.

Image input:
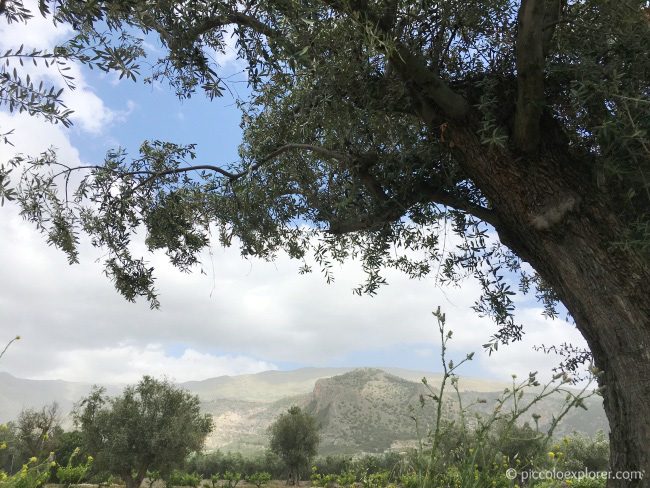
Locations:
449;128;650;487
124;475;138;488
513;206;650;488
124;471;146;488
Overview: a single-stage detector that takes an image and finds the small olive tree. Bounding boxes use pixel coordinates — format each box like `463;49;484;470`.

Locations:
74;376;213;488
269;407;319;486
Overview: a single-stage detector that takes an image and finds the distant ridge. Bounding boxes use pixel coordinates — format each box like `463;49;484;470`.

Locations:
0;368;606;455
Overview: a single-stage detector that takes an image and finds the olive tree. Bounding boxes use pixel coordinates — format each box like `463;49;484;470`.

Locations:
74;376;213;488
1;1;649;485
14;403;62;463
269;407;320;485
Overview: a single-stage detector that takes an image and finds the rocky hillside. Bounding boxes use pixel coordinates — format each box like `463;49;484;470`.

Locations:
202;368;607;455
305;369;435;454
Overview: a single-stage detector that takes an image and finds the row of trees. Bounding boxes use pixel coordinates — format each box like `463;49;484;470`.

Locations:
0;376;320;488
0;377;213;488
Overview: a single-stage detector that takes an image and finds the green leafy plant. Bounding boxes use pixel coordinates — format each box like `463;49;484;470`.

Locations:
145;470;162;488
247;472;271;488
360;471;389;488
0;457;51;488
335;471;356;488
56;447;93;486
310;467;336;488
209;474;220;488
168;471;201;488
222;471;241;488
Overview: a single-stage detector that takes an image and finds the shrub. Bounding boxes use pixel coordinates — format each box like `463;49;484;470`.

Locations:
1;457;51;488
310;467;336;488
550;432;609;473
360;471;389;488
222;471;241;488
570;477;607;488
187;451;283;479
247;472;271;488
335;471;356;488
168;471;201;488
56;449;93;486
400;310;604;488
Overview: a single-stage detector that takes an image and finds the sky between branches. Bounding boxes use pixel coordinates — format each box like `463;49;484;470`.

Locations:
0;1;587;384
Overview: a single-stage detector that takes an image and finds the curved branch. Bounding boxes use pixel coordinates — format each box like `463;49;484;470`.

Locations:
327;188;500;235
431;191;501;229
187;13;280;41
142;9;280;50
39;143;349;197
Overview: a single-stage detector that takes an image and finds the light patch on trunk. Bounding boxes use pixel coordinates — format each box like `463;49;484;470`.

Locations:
530;194;580;231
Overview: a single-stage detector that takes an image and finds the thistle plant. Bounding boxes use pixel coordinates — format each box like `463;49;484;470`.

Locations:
412;308;600;488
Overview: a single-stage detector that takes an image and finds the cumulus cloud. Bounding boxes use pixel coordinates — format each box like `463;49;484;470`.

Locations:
209;25;247;71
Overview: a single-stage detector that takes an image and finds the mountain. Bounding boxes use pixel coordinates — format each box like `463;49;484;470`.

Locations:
0;368;607;455
0;366;505;422
305;368;436;454
0;372;122;425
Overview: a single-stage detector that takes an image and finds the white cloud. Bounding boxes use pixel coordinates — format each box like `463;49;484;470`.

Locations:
38;344;277;384
0;3;72;47
0;186;587;384
0;111;81;163
476;307;588;382
0;1;127;135
211;25;243;68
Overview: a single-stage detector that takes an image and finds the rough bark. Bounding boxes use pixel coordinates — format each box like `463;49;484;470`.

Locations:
124;470;146;488
447;125;650;487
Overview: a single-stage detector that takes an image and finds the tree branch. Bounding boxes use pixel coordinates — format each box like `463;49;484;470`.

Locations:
142;10;280;50
322;0;469;123
327;185;500;234
185;12;280;42
431;191;501;229
389;46;470;123
514;0;562;153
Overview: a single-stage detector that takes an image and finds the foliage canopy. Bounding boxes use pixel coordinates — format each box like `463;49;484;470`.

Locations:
269;406;320;484
73;376;213;488
0;0;646;350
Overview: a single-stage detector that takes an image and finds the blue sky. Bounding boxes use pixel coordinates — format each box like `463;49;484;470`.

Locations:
0;3;588;385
